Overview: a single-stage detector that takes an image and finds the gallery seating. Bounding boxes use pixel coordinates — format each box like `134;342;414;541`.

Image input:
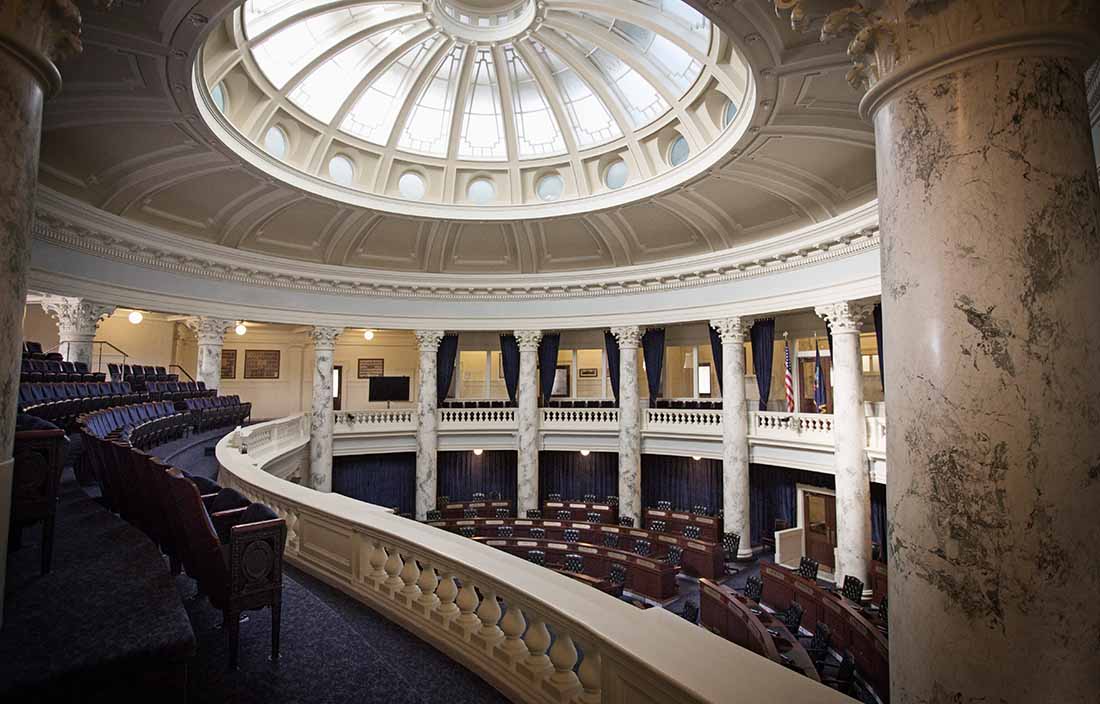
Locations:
184;395;252;431
20;358;104;383
17;382;142;428
146;380;216;402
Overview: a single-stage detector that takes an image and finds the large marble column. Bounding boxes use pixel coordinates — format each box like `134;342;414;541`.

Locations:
515;330;542;516
0;0;83;628
816;302;872;589
184;317;233;391
711;318;751;559
308;327;342;492
611;326;642;523
40;296;115;367
772;1;1100;700
414;330;444;520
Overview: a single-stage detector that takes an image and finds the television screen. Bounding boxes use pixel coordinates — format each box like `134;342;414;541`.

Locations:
369;376;410;402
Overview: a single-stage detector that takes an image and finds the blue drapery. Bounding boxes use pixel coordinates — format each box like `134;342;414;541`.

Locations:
641;328;665;407
603;330;621;404
437;450;518;505
870;482;888;562
500;334;520;403
436;333;459;404
873;303;884;390
750;319;775;411
813;339;828;410
538;450;618;504
708;324;723;392
332;453;416;517
538;333;561;403
640;455;722;514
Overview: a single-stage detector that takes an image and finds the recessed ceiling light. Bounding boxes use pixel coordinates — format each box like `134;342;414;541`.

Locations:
127;311;143;325
235;323;247;336
580;449;590;457
364;329;375;341
473;448;483;456
692;455;702;461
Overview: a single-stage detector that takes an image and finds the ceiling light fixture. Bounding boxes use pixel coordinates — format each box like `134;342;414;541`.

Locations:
473;448;483;456
364;329;375;341
235;323;247;336
128;311;144;325
692;455;702;461
580;449;590;457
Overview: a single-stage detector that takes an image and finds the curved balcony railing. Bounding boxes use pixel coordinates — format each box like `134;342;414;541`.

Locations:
217;416;852;704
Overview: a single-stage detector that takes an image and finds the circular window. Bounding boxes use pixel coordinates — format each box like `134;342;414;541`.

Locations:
398;171;426;200
604;160;628;190
668;135;690;167
328;155;355;185
467;178;496;204
536;174;564;202
723;100;739;127
211;83;227;112
264;126;287;159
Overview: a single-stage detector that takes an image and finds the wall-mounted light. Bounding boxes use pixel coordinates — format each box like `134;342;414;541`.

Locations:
473;448;483;456
127;310;144;325
580;449;590;457
363;329;375;341
692;455;702;461
235;323;247;336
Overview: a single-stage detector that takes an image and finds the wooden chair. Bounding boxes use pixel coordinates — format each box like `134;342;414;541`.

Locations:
10;427;68;574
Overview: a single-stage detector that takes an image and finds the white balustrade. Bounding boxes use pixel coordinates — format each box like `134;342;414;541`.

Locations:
866;416;887;453
749;411;835;445
644;408;723;435
334;409;417;433
540;406;620;431
236;413;308;461
216;416;850;704
438;407;517;429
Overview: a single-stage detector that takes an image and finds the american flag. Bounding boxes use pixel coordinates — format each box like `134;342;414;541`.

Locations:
784;337;795;412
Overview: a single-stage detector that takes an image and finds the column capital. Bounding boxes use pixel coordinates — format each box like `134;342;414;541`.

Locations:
709;318;748;344
0;0;90;96
514;330;542;351
309;326;343;351
40;295;115;339
610;326;642;350
415;330;445;352
815;301;872;335
185;316;234;346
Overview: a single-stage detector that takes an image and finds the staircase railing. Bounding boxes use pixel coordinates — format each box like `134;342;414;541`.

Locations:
169;364;195;382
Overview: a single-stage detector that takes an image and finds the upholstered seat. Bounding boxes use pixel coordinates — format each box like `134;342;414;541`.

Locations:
525;509;542;519
656;499;672;511
798;556;820;581
842;575;864;604
608;563;627;587
721;532;740;561
618;516;634;528
495;507;509;518
530;527;545;539
526;550;545;566
459;526;476;538
632;539;652;556
743;575;763;603
563;528;579;542
463;508;477;519
497;525;513;537
665;545;683;568
564;553;583;573
586;511;601;523
683;525;702;539
602;533;619;548
650;519;667;533
582;493;596;502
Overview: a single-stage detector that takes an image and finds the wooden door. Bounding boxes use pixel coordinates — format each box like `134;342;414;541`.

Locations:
803;491;836;569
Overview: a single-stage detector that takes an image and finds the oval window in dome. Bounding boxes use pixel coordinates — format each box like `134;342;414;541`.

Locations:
328;155;355;185
668;135;690;166
467;178;496;204
398;171;427;200
604;160;628;190
264;126;287;159
536;173;564;201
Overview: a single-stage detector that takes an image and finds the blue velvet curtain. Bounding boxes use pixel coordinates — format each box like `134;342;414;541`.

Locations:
437;450;518;505
604;330;621;404
640;455;722;514
538;333;561;404
333;453;416;517
708;324;724;393
750;319;775;411
871;482;887;562
437;334;459;404
641;328;665;407
500;334;520;403
747;464;833;546
538;450;618;504
873;303;884;390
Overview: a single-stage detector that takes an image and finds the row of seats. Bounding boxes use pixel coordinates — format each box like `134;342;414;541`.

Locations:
20;358;105;383
546;493;619;505
18;382;144;428
185;395;252;431
146;380;216;402
21;340;59;360
80;401;190;451
651;399;722;410
108;363;178;388
653;500;716;517
542;400;617;409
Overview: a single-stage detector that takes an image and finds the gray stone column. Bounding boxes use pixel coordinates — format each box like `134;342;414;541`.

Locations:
611;326;642;523
816;302;872;589
40;296;115;367
185;317;233;391
515;330;542;516
308;327;342;493
0;0;82;628
414;330;444;520
711;317;751;559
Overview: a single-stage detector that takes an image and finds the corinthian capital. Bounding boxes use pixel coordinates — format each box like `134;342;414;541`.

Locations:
309;326;343;351
40;296;115;339
709;318;748;344
514;330;542;351
610;326;642;349
185;317;234;346
415;330;445;352
815;301;872;334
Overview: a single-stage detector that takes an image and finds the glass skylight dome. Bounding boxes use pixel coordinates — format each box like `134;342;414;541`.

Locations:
198;0;752;218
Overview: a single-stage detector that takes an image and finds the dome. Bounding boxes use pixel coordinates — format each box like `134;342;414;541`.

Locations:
197;0;752;218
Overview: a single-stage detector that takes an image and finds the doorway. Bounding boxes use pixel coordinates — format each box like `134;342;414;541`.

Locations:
333;365;343;411
803;490;837;569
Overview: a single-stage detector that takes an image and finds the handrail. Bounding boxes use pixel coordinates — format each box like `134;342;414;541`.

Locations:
169;364;195;382
217;416;851;704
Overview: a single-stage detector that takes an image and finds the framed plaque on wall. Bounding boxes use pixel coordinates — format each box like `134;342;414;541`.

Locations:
221;349;237;379
358;358;385;379
244;349;280;379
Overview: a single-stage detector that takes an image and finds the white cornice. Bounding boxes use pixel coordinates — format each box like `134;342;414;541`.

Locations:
33;188;880;302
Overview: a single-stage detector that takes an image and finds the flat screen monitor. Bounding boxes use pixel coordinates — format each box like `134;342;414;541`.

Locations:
369;376;410;402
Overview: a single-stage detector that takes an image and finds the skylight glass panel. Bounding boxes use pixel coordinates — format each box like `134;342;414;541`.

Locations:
529;40;620;149
586;47;667;127
611;21;701;96
503;45;566;159
340;35;438;145
658;0;710;45
457;48;507;161
398;45;464;157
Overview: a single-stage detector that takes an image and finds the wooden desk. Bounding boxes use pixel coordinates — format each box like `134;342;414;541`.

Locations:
643;508;720;542
699;579;821;682
553;568;622;597
473;537;678;600
760;562;889;701
429;517;725;579
439;499;512;519
870;560;888;605
543;500;618;524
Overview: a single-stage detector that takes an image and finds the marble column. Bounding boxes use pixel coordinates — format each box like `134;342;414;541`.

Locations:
308;327;342;492
772;1;1100;700
515;330;542;516
0;0;83;628
816;302;872;589
611;326;642;523
184;317;233;391
40;296;115;367
414;330;444;520
711;318;751;559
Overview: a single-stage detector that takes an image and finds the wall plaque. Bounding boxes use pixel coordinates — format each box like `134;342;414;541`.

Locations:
221;349;237;379
244;349;280;379
357;358;385;378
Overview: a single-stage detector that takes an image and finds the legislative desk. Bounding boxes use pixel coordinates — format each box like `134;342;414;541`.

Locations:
699;579;821;682
870;560;888;604
643;508;720;542
473;537;679;600
543;499;618;524
439;499;513;519
553;568;623;597
429;517;725;578
760;562;889;700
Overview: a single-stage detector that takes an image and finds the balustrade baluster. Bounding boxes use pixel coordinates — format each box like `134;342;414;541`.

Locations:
367;539;388;585
383;546;404;592
496;602;528;663
416;561;440;612
453;580;481;635
546;631;582;697
474;589;504;650
399;553;422;601
433;572;460;625
576;649;602;704
520;618;554;681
